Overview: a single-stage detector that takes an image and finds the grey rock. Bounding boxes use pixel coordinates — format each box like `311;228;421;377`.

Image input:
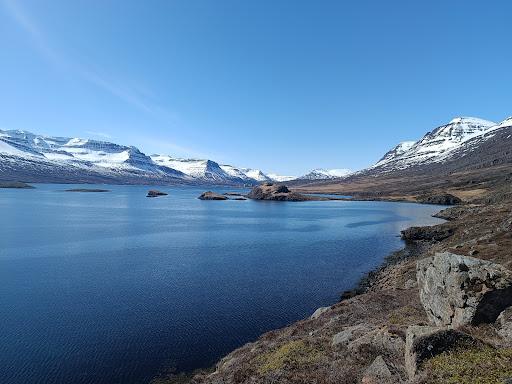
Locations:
404;278;417;289
332;324;370;347
348;327;405;358
361;355;393;384
405;325;475;379
497;307;512;344
310;306;330;319
417;252;512;327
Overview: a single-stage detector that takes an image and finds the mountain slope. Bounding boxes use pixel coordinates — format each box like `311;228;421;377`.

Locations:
298;168;352;180
0;129;275;185
292;116;512;201
0;130;189;184
370;117;497;173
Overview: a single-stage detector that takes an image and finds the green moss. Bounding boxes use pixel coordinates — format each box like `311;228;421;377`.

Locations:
425;346;512;384
255;340;323;374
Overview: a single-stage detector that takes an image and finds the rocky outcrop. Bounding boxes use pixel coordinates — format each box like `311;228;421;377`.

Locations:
247;183;315;201
147;190;168;197
417;252;512;327
198;191;228;200
310;306;330;319
432;206;469;221
348;327;405;359
417;193;462;205
361;355;394;384
331;324;371;347
400;225;454;242
405;325;475;379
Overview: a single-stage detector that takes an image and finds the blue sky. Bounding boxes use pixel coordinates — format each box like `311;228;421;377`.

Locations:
1;0;511;175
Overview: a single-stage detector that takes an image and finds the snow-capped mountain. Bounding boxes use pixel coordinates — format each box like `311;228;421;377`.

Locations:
240;168;273;182
266;173;297;182
371;117;501;172
0;129;278;185
298;168;352;180
0;129;189;184
151;155;249;184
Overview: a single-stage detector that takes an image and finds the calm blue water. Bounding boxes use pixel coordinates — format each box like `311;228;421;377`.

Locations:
0;184;444;384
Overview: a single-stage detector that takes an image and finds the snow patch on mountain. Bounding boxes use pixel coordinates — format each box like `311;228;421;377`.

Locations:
374;141;416;167
240;168;272;182
299;168;352;180
267;173;297;182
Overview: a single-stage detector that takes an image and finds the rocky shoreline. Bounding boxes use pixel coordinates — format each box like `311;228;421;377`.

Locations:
152;185;512;384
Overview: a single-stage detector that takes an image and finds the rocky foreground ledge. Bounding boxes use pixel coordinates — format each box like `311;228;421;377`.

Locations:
156;189;512;384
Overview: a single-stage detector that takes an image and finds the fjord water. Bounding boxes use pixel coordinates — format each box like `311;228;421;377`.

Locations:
0;185;444;384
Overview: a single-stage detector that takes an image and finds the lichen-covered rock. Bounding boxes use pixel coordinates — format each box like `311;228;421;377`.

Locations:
405;325;475;379
361;355;393;384
348;327;405;358
497;307;512;344
417;252;512;327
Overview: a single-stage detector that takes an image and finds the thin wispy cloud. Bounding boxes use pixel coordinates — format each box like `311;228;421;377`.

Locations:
2;0;63;67
3;0;160;115
2;0;189;154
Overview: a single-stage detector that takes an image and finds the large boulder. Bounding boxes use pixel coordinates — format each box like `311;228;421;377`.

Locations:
417;252;512;327
405;325;475;379
361;355;394;384
332;324;371;347
348;327;405;358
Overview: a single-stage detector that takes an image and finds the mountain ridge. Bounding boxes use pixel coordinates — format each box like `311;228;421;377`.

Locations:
1;115;510;185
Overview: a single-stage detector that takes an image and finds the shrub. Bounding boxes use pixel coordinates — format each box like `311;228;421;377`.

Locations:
255;340;323;374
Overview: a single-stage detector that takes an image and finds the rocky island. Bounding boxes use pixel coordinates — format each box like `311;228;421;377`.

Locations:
198;191;228;200
147;190;169;198
0;181;35;189
246;183;318;201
